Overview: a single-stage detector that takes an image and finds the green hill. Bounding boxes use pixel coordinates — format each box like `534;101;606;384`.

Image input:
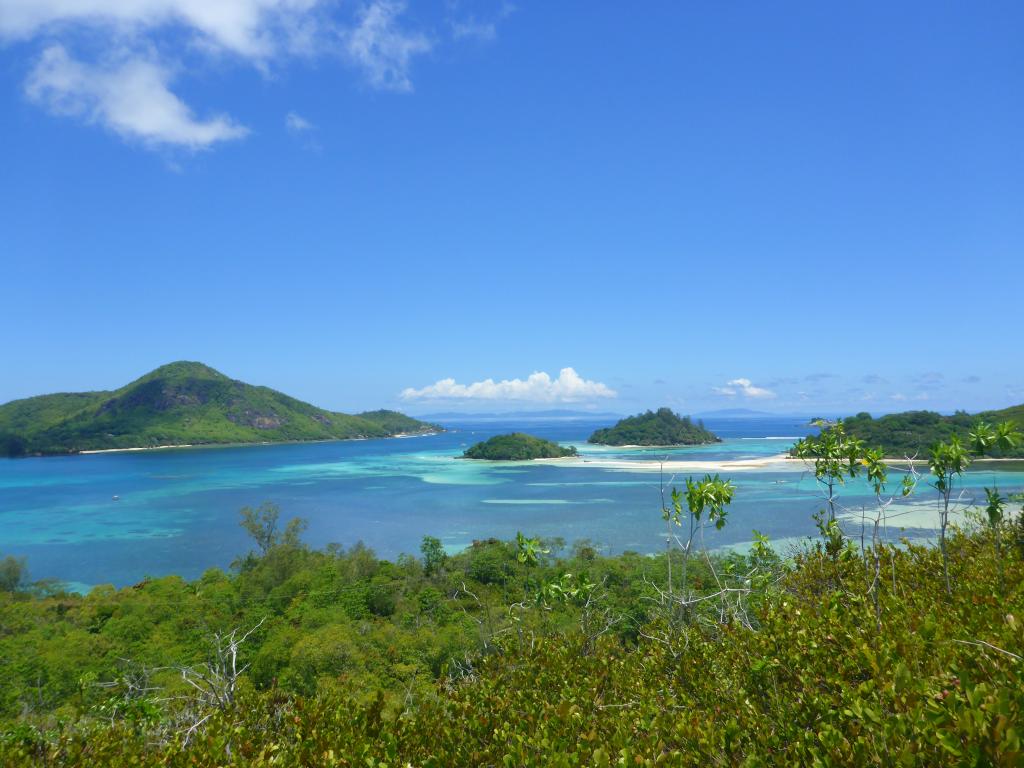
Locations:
0;362;439;456
840;403;1024;458
462;432;578;460
588;407;720;446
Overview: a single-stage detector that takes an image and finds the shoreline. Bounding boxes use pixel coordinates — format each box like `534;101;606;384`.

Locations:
552;452;1024;474
73;431;443;456
548;452;798;473
79;444;196;454
587;441;723;450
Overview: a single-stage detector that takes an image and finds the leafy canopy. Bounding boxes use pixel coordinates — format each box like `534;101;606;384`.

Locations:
462;433;577;460
588;408;720;447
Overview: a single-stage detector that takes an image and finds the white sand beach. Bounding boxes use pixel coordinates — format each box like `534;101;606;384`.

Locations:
78;444;196;454
538;453;800;473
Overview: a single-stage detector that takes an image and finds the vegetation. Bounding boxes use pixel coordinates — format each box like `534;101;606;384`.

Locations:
354;409;438;436
0;362;439;456
2;424;1023;765
588;407;720;446
1;509;1023;765
462;432;578;460
840;404;1024;458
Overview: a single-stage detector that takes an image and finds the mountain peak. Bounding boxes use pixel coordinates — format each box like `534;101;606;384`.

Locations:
133;361;231;384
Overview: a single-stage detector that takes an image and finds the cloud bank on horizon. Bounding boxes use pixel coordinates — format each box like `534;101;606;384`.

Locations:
401;368;618;403
1;0;505;150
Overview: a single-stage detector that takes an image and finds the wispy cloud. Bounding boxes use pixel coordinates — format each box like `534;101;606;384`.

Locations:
912;371;945;389
3;0;437;150
451;19;496;41
401;368;617;402
0;0;322;59
343;0;431;92
284;109;321;150
448;0;514;42
804;372;836;383
712;378;776;399
285;111;314;133
26;45;248;149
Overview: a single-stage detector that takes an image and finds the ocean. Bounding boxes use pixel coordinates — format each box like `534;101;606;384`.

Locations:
2;416;1022;590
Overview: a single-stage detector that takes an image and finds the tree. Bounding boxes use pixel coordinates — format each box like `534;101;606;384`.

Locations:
420;535;447;576
515;531;548;568
239;503;307;555
0;434;27;458
929;420;1020;595
662;473;735;601
793;420;868;525
0;555;26;592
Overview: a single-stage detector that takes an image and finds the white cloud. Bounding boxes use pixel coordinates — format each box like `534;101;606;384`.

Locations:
0;0;323;59
2;0;439;150
712;378;776;399
401;368;617;402
25;45;248;148
343;0;431;92
285;110;312;132
448;0;514;42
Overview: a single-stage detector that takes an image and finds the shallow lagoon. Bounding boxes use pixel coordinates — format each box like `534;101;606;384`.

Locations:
2;417;1022;589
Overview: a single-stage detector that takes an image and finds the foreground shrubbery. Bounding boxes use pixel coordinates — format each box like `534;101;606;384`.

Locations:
2;514;1023;766
0;508;711;727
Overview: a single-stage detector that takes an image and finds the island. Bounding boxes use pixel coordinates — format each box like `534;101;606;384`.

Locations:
0;361;440;457
838;404;1024;458
462;433;578;460
588;407;720;446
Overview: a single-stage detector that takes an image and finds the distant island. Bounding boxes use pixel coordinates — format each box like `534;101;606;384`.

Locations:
462;433;578;460
839;404;1024;458
588;408;721;446
0;362;440;457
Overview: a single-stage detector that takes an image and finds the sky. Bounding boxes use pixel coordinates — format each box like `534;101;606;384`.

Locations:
2;1;1023;416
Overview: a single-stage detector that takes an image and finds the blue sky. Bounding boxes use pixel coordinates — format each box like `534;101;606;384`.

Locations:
2;1;1022;416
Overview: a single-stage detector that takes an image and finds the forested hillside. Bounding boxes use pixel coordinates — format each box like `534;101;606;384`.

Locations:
0;363;438;456
462;432;578;460
588;408;720;446
840;404;1024;458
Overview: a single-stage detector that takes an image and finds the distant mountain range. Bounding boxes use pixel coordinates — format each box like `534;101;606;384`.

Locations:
0;362;438;457
423;407;821;422
421;409;625;421
692;408;780;418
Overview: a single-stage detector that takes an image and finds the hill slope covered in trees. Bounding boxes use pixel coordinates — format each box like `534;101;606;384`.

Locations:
0;362;438;456
462;432;578;460
840;404;1024;458
588;407;720;446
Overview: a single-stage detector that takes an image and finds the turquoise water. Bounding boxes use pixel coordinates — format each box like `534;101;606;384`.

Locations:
2;417;1022;589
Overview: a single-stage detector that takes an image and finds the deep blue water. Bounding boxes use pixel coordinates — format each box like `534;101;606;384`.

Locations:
2;417;1022;590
